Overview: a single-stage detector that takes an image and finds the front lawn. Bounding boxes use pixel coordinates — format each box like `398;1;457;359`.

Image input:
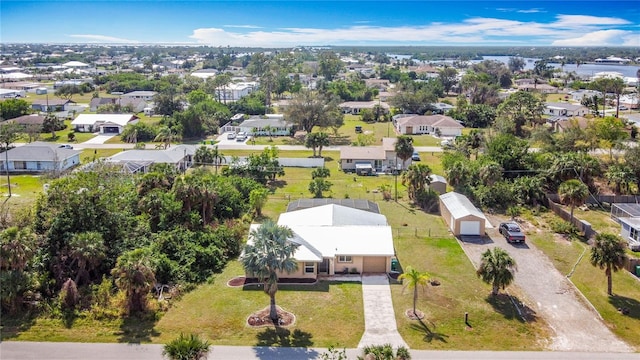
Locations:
154;261;364;347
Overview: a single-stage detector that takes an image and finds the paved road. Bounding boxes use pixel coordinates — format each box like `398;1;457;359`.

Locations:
2;342;639;360
357;274;407;349
457;218;633;352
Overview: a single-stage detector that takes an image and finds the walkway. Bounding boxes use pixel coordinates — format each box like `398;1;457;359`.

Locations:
80;134;115;145
357;274;408;349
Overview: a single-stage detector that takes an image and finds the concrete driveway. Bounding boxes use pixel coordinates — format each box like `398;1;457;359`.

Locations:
358;274;408;349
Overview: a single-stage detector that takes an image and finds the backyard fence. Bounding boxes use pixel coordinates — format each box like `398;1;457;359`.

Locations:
546;193;640;205
545;195;596;239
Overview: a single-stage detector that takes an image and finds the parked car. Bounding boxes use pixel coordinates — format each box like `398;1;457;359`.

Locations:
411;151;421;161
58;144;73;149
227;132;236;140
499;222;526;243
619;105;628;111
236;132;248;141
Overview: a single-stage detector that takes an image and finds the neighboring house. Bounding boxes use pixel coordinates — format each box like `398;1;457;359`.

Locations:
554;117;590;133
544;102;589;118
617;218;640;251
570;89;600;102
237;114;293;136
340;137;408;174
339;101;390;115
105;144;196;173
431;103;455;114
393;114;463;137
439;192;491;236
619;94;639;110
245;202;396;279
364;79;390;91
31;99;75;112
121;91;157;102
71;114;139;134
8;114;46;126
0;142;81;173
215;82;257;103
428;174;447;194
116;98;149;113
518;83;558;93
89;97;116;112
190;68;218;79
0;88;26;98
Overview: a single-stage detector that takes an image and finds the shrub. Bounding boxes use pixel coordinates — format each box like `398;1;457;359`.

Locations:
549;219;578;235
163;333;210;360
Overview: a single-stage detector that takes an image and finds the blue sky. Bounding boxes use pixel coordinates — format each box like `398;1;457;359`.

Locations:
1;1;639;47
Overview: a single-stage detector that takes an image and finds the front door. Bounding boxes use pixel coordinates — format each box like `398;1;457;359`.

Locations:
406;126;413;134
318;258;329;274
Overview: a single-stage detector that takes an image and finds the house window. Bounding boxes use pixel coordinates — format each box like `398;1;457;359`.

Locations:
338;255;352;263
346;159;352;163
304;262;315;274
631;228;640;242
14;161;26;170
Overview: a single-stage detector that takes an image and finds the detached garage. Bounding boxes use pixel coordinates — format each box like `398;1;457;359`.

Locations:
439;192;490;236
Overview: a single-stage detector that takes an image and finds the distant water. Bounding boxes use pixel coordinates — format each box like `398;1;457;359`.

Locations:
387;53;640;78
481;56;640;78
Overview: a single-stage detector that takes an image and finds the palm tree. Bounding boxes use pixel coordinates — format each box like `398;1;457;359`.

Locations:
397;266;430;317
402;163;432;202
394;136;414;172
249;188;269;216
111;248;156;314
154;126;181;149
68;231;105;286
241;220;299;322
590;233;628;296
558;179;589;223
0;226;37;271
210;146;225;175
476;247;517;296
163;333;210;360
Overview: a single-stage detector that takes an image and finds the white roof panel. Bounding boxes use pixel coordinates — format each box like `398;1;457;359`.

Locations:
439;192;492;227
278;204;387;227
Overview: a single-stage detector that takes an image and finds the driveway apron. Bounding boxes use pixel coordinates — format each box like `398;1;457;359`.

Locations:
358;274;408;349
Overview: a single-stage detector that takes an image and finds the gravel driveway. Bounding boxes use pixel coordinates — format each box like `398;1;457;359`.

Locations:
457;217;632;352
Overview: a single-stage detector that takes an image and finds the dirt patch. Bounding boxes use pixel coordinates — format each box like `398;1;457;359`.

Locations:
227;276;317;287
553;233;573;245
247;306;295;327
404;309;425;320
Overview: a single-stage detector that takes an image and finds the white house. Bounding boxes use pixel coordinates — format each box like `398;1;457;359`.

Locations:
0;142;81;173
237;114;293;136
121;91;157;102
339;101;390;115
106;144;196;173
245;203;395;279
393;114;463;137
215;82;257;103
71;114;139;134
340;137;408;174
544;102;589;117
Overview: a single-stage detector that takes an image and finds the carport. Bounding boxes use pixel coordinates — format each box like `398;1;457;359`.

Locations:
438;192;490;236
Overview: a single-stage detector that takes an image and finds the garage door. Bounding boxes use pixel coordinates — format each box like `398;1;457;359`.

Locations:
363;257;387;273
459;221;481;235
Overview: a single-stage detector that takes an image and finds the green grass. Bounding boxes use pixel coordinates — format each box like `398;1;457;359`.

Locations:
1;145;549;350
154;262;364;347
0;174;46;210
24;90;115;105
527;210;640;350
79;149;123;163
386;203;549;350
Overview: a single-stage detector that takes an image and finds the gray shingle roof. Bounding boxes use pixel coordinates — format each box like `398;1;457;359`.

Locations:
3;142;80;161
286;199;380;214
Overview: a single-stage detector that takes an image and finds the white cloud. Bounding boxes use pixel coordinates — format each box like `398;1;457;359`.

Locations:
551;30;635;46
517;8;545;14
223;25;262;29
189;14;638;47
553;15;630;27
69;34;139;43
